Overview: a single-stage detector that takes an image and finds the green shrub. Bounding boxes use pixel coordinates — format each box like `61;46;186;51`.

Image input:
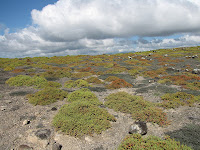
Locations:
27;87;68;105
64;79;90;88
6;75;61;89
105;92;169;126
25;76;48;88
67;88;101;105
52;101;116;137
6;75;32;86
4;66;15;71
86;77;102;84
72;72;92;78
128;69;139;77
64;80;75;88
118;134;192;150
40;69;71;78
74;79;90;88
160;92;200;108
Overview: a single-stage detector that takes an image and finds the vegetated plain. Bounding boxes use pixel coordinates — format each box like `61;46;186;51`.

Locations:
0;46;200;150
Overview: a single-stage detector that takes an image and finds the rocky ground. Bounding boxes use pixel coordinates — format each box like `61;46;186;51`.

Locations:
0;69;200;150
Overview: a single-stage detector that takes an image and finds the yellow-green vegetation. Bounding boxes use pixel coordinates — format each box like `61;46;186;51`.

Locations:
86;77;102;84
40;68;71;78
105;92;169;126
158;79;172;84
185;82;200;91
52;101;116;137
118;134;192;150
128;69;140;77
6;75;61;89
27;87;68;105
6;75;32;86
159;92;200;108
64;79;90;88
105;76;120;82
67;88;102;105
72;72;92;78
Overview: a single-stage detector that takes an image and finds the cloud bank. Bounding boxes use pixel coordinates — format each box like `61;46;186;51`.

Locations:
1;0;200;58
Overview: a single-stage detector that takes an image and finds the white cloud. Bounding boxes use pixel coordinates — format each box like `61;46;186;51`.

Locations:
1;0;200;57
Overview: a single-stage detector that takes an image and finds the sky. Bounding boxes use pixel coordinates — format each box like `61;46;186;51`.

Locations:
0;0;200;58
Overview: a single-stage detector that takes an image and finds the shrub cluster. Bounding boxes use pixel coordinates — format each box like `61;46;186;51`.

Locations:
27;87;68;105
67;88;101;105
52;101;116;137
106;79;133;89
118;134;192;150
6;75;61;89
159;92;200;108
64;79;90;88
105;92;169;126
86;77;102;84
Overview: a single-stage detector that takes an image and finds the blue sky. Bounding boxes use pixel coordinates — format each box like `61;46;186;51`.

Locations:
0;0;200;58
0;0;57;34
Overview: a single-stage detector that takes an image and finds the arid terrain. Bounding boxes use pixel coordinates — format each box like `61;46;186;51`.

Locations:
0;47;200;150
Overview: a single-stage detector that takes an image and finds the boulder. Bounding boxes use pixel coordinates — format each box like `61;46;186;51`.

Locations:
35;129;51;140
129;121;147;135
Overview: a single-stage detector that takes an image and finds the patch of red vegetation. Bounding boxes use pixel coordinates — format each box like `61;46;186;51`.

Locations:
107;79;133;89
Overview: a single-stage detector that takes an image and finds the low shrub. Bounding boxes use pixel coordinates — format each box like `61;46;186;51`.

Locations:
159;92;200;108
64;79;90;88
86;77;102;84
106;79;133;89
25;76;48;88
11;68;25;73
67;88;101;105
6;75;32;86
52;101;116;137
72;72;92;78
118;133;192;150
40;69;71;78
105;92;169;126
4;66;15;71
184;82;200;91
105;76;120;82
27;87;68;105
128;69;140;77
6;75;61;89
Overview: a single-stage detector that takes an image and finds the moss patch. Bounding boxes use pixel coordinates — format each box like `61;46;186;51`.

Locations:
52;101;116;137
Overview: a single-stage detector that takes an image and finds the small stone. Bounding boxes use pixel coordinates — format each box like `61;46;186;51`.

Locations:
52;142;62;150
18;145;33;150
35;129;51;140
51;107;57;111
23;120;31;125
129;121;147;135
5;100;12;104
1;106;7;111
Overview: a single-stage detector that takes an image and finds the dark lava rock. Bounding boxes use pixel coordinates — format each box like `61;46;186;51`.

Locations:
51;107;57;111
35;129;51;140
